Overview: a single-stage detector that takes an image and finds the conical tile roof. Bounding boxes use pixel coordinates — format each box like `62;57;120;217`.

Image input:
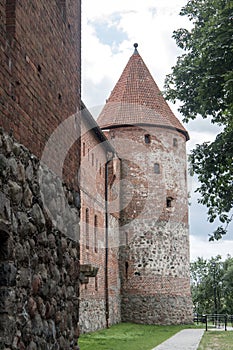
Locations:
97;44;189;140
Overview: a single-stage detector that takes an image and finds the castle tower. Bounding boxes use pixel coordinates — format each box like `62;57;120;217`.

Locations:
98;44;193;324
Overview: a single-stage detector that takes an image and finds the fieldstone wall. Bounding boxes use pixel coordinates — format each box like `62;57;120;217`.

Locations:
121;295;193;325
0;131;80;349
110;125;193;324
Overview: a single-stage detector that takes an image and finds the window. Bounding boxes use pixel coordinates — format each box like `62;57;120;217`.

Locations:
85;208;89;249
173;138;178;147
145;134;151;144
6;0;16;37
166;197;173;208
125;261;129;280
154;163;160;174
57;0;66;21
83;142;85;157
94;215;98;253
91;153;94;166
95;276;98;291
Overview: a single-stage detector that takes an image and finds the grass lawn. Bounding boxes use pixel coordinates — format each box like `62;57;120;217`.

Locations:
78;322;194;350
197;331;233;350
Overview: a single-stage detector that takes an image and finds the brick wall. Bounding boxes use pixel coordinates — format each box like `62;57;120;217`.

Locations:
79;115;121;333
0;0;81;187
0;1;81;347
108;125;193;324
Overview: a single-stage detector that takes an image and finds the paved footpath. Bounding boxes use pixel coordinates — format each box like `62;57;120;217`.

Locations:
151;329;205;350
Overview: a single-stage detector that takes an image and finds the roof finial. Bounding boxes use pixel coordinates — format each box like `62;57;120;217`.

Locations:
133;43;139;54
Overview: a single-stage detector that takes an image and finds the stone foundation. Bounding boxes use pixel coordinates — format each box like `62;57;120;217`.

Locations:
0;131;80;349
79;295;121;333
121;294;193;324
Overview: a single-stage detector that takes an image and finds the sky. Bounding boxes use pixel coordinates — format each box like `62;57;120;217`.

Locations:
81;0;233;261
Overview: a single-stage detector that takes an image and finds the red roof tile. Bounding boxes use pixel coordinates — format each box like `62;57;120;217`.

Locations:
97;45;189;140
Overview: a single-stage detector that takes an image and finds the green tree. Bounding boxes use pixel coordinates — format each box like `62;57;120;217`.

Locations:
164;0;233;240
191;256;223;314
191;255;233;315
222;256;233;313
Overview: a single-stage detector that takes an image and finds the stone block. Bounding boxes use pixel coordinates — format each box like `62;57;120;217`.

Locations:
0;262;17;286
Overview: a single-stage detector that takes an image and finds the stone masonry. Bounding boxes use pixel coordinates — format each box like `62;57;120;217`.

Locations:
0;131;80;349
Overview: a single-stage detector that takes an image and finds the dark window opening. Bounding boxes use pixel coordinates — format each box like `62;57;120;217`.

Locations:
91;153;94;166
83;142;85;157
173;138;178;147
134;271;141;276
154;163;160;174
125;261;129;280
94;215;98;253
95;276;98;291
166;197;173;208
85;208;89;249
6;0;16;37
145;134;151;144
57;0;66;21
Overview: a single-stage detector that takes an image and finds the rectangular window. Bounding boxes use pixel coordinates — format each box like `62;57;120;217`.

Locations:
154;163;160;174
145;134;151;144
57;0;66;21
83;142;85;157
6;0;16;37
166;197;173;208
95;276;98;291
94;215;98;253
85;208;89;249
173;138;178;147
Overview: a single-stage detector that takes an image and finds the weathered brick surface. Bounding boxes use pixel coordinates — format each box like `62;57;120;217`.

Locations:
79;115;121;333
0;0;81;187
112;125;193;324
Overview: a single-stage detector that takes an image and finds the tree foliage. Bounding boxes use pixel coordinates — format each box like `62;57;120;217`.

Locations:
164;0;233;240
191;255;233;315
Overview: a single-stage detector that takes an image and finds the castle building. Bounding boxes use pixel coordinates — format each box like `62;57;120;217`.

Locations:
79;44;193;332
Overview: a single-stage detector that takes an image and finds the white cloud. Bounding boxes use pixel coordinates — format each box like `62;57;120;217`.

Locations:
82;0;191;106
190;235;233;261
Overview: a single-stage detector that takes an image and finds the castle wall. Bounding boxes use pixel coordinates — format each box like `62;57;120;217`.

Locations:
0;131;80;349
79;119;121;333
0;0;81;187
0;1;81;347
108;125;193;324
